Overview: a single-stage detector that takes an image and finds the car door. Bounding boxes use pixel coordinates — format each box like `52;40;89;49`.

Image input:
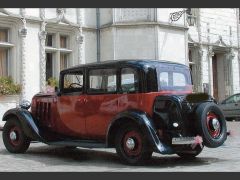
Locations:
56;69;87;138
220;94;240;118
84;67;119;140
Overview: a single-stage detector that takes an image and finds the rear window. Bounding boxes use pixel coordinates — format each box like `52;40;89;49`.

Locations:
157;64;192;91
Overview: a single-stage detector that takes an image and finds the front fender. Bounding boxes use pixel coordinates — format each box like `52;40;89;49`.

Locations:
106;110;173;154
2;108;45;142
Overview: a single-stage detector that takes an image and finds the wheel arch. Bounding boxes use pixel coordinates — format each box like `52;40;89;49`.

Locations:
2;108;44;142
106;110;174;154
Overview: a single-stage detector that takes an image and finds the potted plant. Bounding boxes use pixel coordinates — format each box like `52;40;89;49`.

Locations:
0;76;21;127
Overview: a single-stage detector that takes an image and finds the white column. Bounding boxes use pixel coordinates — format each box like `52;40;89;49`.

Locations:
77;8;84;64
39;8;47;92
19;18;28;101
39;22;47;92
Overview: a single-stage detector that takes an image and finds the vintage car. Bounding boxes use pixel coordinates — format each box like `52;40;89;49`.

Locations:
1;60;227;165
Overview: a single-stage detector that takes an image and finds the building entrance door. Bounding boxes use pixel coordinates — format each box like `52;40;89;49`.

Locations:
212;54;218;100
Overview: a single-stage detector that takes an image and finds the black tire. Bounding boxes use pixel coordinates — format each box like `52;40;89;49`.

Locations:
195;102;227;148
115;124;153;165
64;146;77;150
2;118;30;153
177;145;203;159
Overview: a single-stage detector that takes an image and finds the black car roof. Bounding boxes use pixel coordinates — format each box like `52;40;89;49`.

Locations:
60;59;189;73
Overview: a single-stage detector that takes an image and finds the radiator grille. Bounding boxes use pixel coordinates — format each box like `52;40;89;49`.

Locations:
36;101;51;123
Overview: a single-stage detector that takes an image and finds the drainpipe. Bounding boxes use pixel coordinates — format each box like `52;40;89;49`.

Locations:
96;8;100;62
237;9;240;93
196;8;204;93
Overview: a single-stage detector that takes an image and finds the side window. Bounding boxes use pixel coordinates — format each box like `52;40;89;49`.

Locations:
88;68;117;94
121;68;139;93
173;72;186;86
62;72;83;94
225;96;236;104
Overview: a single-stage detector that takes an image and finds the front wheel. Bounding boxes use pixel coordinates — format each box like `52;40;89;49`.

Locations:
115;124;153;165
3;118;30;153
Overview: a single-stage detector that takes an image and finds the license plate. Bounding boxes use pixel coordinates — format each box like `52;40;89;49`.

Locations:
172;137;195;145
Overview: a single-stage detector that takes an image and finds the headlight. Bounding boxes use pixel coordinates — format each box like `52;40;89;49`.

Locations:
20;100;31;110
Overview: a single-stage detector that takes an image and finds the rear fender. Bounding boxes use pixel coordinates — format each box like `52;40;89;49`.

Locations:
106;110;173;154
2;108;45;142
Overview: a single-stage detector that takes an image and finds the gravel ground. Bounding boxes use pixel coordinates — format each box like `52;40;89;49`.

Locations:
0;121;239;172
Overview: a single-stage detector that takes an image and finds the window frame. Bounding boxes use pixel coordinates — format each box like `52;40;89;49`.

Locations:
60;68;85;95
86;67;118;95
45;30;72;80
119;67;141;94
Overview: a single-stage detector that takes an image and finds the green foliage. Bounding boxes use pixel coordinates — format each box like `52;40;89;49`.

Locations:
0;76;21;95
47;77;58;87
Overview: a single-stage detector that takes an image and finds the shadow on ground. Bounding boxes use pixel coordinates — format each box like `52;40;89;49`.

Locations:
0;144;225;169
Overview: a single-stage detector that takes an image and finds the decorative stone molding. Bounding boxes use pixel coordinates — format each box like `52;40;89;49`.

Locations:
19;18;27;37
20;8;26;18
19;17;28;101
0;8;12;16
40;8;45;20
76;27;84;65
39;21;47;92
208;46;214;57
198;47;203;57
76;9;84;65
227;48;235;60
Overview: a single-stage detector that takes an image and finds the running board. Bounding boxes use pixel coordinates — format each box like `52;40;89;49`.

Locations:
46;139;106;149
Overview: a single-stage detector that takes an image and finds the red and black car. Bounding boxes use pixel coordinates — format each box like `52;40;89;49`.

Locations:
1;60;227;165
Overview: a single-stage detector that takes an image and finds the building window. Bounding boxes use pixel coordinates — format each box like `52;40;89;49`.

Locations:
45;34;53;47
60;53;69;70
0;28;9;77
60;35;68;49
45;32;72;81
0;29;8;42
46;53;53;80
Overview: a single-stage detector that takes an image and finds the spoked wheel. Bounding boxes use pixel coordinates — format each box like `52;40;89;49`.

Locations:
115;125;153;165
195;102;227;148
3;118;30;153
177;145;204;159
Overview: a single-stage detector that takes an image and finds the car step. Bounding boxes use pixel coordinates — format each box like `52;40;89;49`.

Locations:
47;140;106;149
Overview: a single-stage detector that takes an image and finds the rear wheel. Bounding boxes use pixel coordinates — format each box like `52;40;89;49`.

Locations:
115;124;153;165
3;118;30;153
195;102;227;148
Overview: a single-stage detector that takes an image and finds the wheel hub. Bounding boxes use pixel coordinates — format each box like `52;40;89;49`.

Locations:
126;138;135;150
9;131;17;141
212;118;220;130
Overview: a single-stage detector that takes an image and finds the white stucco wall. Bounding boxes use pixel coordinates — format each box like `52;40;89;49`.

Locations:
24;22;41;101
115;26;156;60
83;30;97;63
158;27;186;64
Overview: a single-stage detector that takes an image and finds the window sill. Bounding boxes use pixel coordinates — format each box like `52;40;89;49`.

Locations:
0;42;14;48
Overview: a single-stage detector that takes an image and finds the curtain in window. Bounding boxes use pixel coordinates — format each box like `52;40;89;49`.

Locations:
60;36;67;48
60;53;68;70
0;48;7;76
0;29;7;42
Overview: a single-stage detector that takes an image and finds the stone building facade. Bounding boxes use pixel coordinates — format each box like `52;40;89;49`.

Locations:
0;8;240;125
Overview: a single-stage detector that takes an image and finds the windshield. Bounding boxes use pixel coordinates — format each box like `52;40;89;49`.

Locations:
156;64;192;91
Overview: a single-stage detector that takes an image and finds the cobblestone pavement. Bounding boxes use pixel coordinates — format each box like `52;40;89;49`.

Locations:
0;122;239;172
